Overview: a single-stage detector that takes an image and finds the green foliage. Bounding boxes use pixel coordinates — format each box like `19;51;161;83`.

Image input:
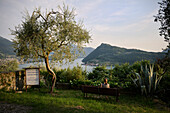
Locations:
130;60;150;73
158;73;170;106
39;80;46;88
110;63;133;88
155;57;170;106
83;43;165;65
11;5;91;63
87;64;133;88
0;59;19;72
58;65;86;83
86;60;154;89
154;0;170;52
40;70;52;89
87;66;109;81
130;64;163;96
70;79;94;88
41;65;87;86
11;4;91;93
159;73;170;90
155;57;170;74
59;68;73;83
112;63;130;80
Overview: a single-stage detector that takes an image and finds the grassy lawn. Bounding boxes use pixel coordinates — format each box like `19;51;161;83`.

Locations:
0;88;169;113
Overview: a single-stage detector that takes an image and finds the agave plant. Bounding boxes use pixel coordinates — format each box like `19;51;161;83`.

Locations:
131;64;163;96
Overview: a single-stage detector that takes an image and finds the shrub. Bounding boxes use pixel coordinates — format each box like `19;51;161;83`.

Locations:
40;70;52;89
0;58;19;72
130;64;163;96
155;57;170;106
130;60;150;73
70;79;100;89
158;73;170;106
112;63;130;80
87;66;110;81
86;60;152;90
41;65;87;86
109;63;133;89
58;65;86;83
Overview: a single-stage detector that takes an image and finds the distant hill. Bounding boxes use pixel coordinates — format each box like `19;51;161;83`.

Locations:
0;36;94;59
78;47;94;58
50;46;94;59
0;36;15;58
72;44;94;57
83;47;94;56
82;43;165;65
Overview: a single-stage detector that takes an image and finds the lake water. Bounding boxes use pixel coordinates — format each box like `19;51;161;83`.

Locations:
19;58;95;72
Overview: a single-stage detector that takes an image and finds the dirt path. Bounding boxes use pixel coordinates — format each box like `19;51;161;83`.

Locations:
0;101;32;113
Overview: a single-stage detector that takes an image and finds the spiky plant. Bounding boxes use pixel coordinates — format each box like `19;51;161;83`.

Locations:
131;64;163;96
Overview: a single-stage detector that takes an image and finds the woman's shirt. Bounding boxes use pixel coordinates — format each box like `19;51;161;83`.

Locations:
101;83;110;88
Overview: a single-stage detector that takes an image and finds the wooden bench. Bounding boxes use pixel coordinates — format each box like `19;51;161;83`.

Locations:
81;85;120;102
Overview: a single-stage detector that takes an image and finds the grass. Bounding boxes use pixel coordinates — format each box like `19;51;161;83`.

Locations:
0;88;169;113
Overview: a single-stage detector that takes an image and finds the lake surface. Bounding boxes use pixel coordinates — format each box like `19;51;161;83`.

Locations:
19;58;95;72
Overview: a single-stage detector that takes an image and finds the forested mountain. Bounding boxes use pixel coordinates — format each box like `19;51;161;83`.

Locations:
0;36;15;58
82;43;165;65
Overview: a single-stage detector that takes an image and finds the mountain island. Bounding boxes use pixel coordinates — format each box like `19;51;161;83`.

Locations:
82;43;165;65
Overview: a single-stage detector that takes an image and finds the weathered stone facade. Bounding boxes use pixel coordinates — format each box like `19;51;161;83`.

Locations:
0;70;25;91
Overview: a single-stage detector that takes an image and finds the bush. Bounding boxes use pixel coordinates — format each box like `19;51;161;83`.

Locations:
0;58;19;72
40;70;53;89
112;63;130;80
155;57;170;90
86;60;151;90
69;79;101;89
157;67;170;106
130;64;163;96
58;65;86;83
130;60;150;73
41;60;155;92
87;66;110;81
41;65;87;88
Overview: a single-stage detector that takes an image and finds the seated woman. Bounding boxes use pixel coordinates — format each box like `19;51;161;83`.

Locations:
101;78;110;88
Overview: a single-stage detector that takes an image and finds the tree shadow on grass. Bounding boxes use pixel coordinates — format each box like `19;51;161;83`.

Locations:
82;94;117;104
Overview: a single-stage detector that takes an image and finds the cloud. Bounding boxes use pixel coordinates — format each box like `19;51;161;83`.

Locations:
94;11;155;33
75;0;104;18
111;11;125;16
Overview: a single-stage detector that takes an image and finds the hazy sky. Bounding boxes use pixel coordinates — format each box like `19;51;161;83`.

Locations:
0;0;167;52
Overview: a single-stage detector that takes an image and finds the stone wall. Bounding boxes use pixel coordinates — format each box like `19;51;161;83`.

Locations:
0;70;25;91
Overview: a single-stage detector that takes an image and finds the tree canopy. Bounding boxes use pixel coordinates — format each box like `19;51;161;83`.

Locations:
154;0;170;55
11;4;91;93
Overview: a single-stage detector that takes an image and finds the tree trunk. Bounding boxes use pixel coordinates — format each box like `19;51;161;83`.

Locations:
44;57;56;93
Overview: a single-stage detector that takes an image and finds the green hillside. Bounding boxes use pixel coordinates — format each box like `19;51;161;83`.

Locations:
82;43;165;65
0;36;15;58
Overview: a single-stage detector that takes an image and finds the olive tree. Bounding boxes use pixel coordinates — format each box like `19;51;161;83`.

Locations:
11;5;91;93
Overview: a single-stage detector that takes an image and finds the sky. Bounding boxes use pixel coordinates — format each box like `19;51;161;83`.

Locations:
0;0;167;52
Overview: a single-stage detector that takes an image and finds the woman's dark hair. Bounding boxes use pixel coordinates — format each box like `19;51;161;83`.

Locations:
104;78;108;84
